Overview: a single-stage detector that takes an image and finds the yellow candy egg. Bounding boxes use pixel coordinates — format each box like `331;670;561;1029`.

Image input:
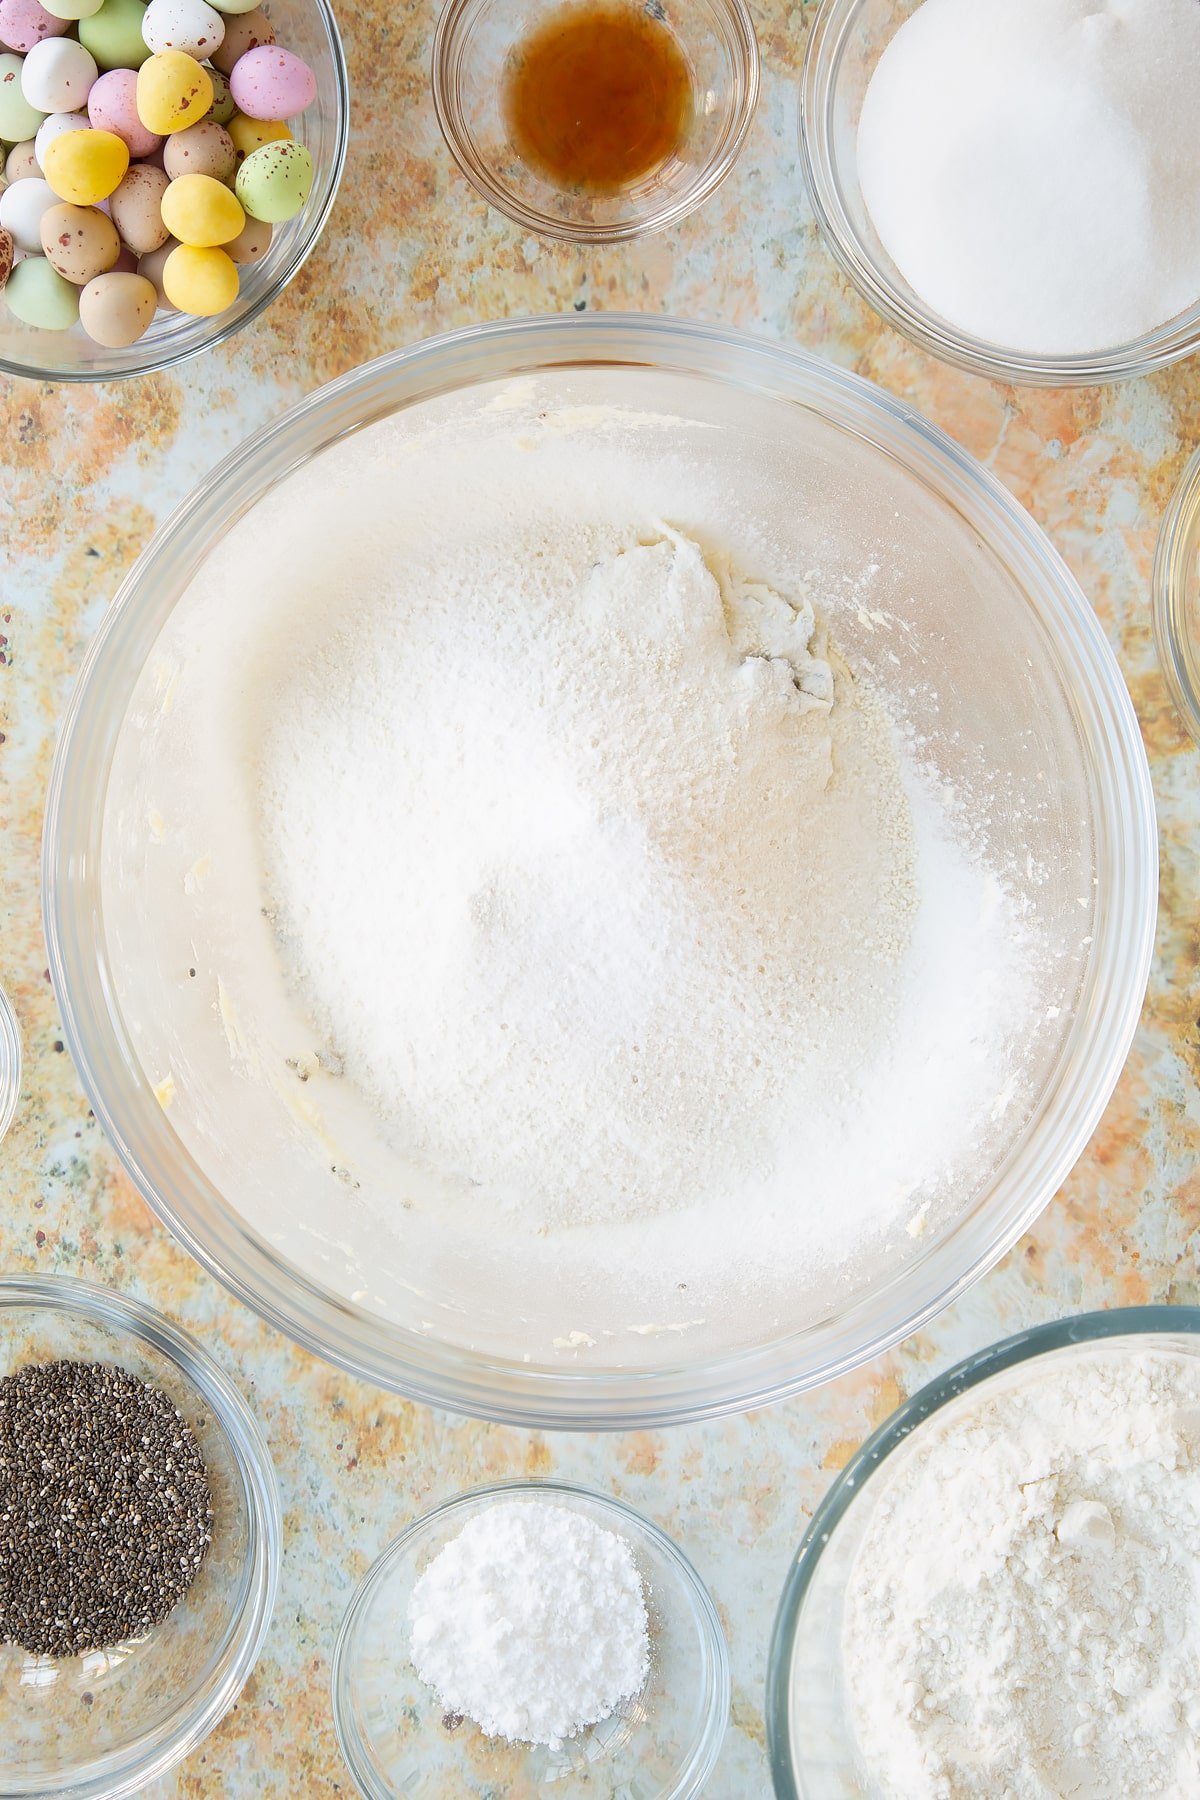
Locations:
136;51;213;137
160;173;244;248
41;130;130;207
161;241;238;315
227;112;290;162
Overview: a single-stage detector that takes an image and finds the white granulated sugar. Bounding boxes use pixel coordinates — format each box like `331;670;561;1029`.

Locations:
857;0;1200;355
407;1500;649;1745
842;1344;1200;1799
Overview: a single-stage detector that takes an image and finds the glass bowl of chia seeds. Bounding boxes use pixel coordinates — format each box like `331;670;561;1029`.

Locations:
331;1478;730;1799
0;1272;280;1800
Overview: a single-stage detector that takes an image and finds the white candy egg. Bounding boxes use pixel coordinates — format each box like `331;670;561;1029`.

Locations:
34;109;89;168
0;175;57;252
141;0;225;59
20;36;97;112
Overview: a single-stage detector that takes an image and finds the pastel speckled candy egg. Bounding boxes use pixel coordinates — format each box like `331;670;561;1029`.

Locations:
0;225;14;286
135;48;211;132
233;137;309;221
159;167;240;242
203;62;232;121
0;52;48;139
78;0;151;69
223;206;265;262
162;115;232;179
78;266;154;341
0;173;55;248
228;44;313;121
226;107;285;160
209;3;268;75
40;0;104;22
161;238;234;311
20;34;97;109
88;66;159;153
0;0;68;52
208;0;262;17
4;251;79;324
5;139;40;181
141;0;222;59
137;229;175;304
42;125;128;202
35;106;88;163
39;197;118;279
108;157;167;248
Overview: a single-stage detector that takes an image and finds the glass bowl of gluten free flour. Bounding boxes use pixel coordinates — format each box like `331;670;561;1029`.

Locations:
766;1306;1200;1798
0;1273;280;1800
800;0;1200;385
42;313;1155;1430
332;1480;729;1798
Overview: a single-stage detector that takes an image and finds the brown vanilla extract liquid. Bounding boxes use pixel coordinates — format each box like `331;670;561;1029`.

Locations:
502;1;694;194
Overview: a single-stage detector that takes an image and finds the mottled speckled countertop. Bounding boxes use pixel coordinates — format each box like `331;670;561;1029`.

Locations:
2;2;1199;1793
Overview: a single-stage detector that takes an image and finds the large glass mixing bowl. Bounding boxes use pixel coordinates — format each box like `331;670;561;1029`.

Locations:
42;314;1156;1428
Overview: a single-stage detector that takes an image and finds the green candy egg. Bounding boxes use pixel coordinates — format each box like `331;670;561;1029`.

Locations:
234;140;312;224
205;67;236;126
78;0;153;71
5;255;81;330
0;55;48;143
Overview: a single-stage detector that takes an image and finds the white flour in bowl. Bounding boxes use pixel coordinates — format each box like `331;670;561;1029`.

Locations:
251;482;1038;1324
841;1341;1200;1799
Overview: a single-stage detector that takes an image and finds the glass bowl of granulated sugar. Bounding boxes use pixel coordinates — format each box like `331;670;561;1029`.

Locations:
43;312;1156;1428
331;1479;729;1799
801;0;1200;384
767;1306;1200;1800
0;1273;280;1800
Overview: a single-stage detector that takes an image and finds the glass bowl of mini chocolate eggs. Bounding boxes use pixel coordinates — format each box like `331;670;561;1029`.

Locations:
0;0;347;381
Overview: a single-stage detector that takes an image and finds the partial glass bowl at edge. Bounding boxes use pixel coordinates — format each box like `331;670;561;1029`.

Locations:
765;1306;1200;1799
332;1479;730;1800
432;0;759;241
0;0;348;384
800;0;1200;384
41;312;1157;1429
0;1272;280;1800
1153;445;1200;744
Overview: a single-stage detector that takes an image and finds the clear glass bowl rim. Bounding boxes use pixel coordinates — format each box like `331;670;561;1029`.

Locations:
799;0;1200;387
1151;444;1200;744
430;0;760;243
0;1270;282;1800
41;311;1157;1430
0;984;19;1144
765;1303;1200;1799
0;0;350;386
330;1475;731;1800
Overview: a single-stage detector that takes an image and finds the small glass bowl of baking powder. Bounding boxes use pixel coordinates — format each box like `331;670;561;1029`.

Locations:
801;0;1200;385
766;1305;1200;1798
332;1478;730;1798
0;1273;281;1800
1153;446;1200;746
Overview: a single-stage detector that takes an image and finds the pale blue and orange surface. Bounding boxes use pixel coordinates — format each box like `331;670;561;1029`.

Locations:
2;1;1199;1792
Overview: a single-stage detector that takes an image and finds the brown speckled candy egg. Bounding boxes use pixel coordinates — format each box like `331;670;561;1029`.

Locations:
163;118;235;181
224;209;268;263
5;140;40;183
210;5;273;77
0;225;13;287
137;233;177;307
108;161;169;253
78;269;156;344
40;201;121;283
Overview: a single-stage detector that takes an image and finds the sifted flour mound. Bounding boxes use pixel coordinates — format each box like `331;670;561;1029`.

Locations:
257;525;920;1232
842;1344;1200;1799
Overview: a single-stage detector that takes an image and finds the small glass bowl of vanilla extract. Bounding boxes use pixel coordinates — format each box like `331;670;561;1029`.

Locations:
432;0;759;241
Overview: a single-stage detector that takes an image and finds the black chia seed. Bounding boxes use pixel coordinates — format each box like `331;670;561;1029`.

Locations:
0;1359;214;1659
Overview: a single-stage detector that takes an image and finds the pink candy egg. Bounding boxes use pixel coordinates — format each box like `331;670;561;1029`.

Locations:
227;44;314;122
88;67;160;157
0;0;67;53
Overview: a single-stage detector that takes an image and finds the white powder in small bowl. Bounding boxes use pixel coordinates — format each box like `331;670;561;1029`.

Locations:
407;1500;650;1746
842;1341;1200;1798
857;0;1200;356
